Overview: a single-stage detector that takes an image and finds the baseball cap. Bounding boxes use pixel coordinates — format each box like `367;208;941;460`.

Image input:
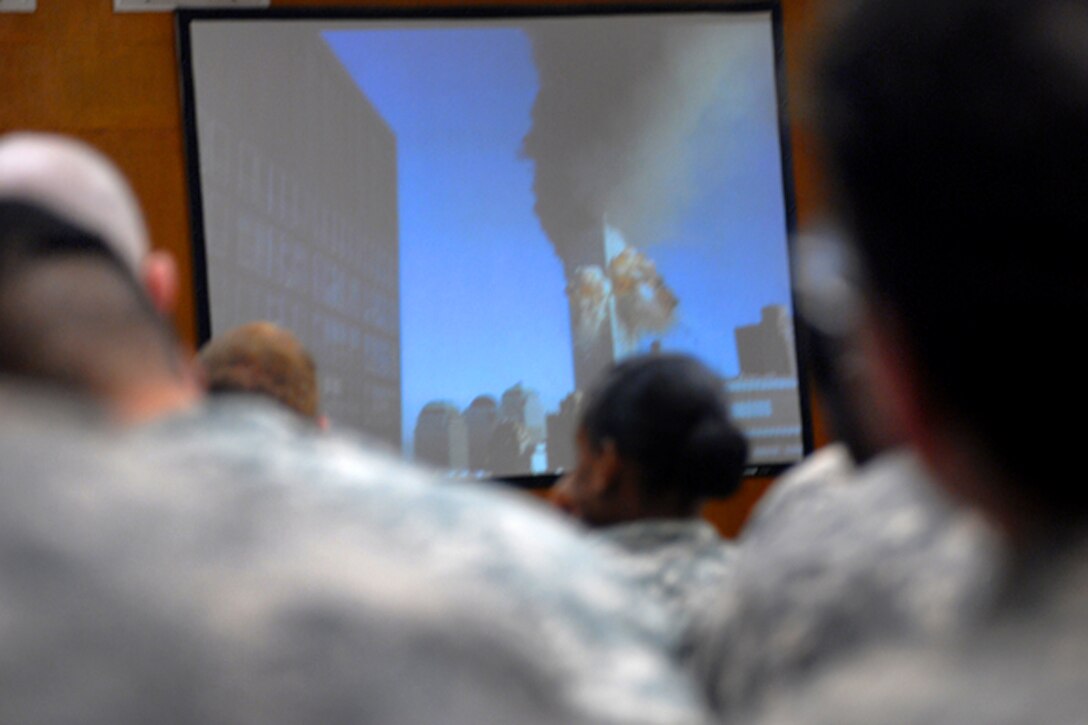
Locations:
0;132;149;276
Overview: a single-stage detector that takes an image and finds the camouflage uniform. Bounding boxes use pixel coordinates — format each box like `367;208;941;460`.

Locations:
682;447;1004;720
740;443;860;541
125;395;711;725
593;518;738;636
753;535;1088;725
1;385;599;725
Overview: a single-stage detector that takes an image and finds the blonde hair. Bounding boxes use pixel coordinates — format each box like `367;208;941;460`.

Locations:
197;321;320;420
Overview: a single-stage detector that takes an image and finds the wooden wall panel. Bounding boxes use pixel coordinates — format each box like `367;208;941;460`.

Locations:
1;0;831;537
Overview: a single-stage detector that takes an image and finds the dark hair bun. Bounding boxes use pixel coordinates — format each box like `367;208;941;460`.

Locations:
581;352;750;503
676;418;749;498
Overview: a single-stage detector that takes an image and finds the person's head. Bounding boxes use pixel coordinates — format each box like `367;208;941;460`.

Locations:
197;321;324;425
553;352;748;527
0;131;178;314
811;0;1088;534
0;201;200;421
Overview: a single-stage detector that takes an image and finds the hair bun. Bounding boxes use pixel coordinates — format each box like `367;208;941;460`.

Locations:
676;418;748;499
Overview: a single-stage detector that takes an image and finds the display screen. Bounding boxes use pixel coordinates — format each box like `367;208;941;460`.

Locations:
178;3;810;484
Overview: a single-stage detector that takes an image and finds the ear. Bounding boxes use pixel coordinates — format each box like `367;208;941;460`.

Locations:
141;250;179;315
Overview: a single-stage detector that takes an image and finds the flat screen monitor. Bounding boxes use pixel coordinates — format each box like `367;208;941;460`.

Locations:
177;2;812;486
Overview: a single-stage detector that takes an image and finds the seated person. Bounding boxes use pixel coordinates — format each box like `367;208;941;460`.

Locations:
0;131;200;422
0;381;593;725
197;321;327;427
729;0;1088;720
0;200;200;422
681;228;1003;720
739;224;895;537
0;131;711;724
552;352;749;632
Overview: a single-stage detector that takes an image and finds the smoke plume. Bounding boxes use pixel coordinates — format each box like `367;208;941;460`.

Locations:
521;17;751;263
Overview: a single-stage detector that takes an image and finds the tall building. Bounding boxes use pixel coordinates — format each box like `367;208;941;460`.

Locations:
487;419;534;478
728;304;804;464
561;223;629;393
500;383;546;447
735;305;796;377
192;24;401;446
546;390;584;474
462;395;499;472
413;402;469;471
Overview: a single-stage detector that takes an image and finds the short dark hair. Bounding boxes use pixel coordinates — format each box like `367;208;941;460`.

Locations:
813;0;1088;516
0;200;184;394
581;352;748;503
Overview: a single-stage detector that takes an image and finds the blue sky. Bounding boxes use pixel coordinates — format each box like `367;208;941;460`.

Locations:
323;18;792;448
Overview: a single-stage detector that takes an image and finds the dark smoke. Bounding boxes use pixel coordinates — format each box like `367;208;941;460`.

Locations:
521;17;750;265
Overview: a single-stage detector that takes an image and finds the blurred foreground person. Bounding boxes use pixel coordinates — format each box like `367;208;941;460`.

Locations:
750;0;1088;721
739;224;899;532
0;132;200;421
681;224;1003;720
0;383;594;725
197;320;326;427
0;133;710;722
553;352;748;633
131;392;709;724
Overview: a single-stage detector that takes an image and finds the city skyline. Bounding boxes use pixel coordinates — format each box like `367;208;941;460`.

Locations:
409;303;802;475
323;15;796;454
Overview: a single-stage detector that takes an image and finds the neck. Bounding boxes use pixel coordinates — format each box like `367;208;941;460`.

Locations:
625;481;700;522
918;427;1043;547
106;377;203;424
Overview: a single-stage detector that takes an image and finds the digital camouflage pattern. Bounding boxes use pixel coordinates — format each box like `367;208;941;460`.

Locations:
682;448;1004;720
0;385;597;725
126;395;711;725
592;518;738;637
753;535;1088;725
740;444;859;541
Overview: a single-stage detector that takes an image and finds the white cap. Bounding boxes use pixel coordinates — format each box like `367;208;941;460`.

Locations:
0;132;150;276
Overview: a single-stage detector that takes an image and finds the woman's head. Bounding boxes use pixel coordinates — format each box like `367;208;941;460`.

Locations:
553;353;748;527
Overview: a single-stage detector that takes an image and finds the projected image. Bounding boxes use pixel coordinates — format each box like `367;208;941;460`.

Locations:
185;10;804;479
